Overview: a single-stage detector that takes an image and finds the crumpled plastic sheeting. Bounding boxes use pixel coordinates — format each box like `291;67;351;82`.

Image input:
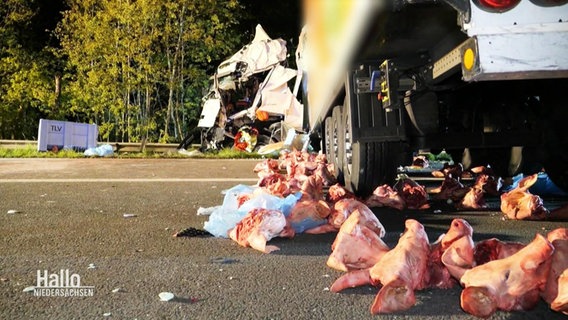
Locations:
203;184;302;238
84;144;114;157
288;216;327;234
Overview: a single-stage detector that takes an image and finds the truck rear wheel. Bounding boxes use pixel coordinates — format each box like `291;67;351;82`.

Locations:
329;106;345;182
343;141;408;196
324;117;333;162
341;97;408;196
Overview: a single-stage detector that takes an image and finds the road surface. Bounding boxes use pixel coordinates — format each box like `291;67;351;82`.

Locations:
0;158;566;319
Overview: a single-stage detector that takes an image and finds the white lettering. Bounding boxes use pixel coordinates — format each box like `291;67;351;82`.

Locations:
48;274;59;287
36;270;48;287
69;273;81;287
33;287;95;297
33;269;93;297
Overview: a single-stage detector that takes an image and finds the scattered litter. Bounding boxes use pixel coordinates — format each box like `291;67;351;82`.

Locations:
84;144;114;157
103;312;112;317
0;277;8;282
228;276;235;280
123;213;137;218
323;287;330;291
159;292;175;302
256;142;284;155
433;209;442;214
173;227;212;237
88;263;96;269
111;288;122;293
322;274;330;278
210;257;239;264
177;148;203;157
7;210;19;214
22;286;35;292
197;206;220;216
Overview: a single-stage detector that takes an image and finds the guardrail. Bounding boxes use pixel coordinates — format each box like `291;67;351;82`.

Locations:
0;140;197;153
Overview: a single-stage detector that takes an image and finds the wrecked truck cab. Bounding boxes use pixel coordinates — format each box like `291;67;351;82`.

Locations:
195;24;304;153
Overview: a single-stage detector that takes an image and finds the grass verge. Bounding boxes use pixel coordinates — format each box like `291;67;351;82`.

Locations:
0;144;275;159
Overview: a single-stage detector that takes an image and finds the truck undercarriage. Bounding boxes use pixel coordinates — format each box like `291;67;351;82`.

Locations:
317;2;568;196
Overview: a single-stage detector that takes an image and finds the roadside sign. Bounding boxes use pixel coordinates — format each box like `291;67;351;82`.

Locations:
37;119;98;152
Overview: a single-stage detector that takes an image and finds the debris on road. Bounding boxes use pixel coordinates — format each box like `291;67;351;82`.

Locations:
229;208;293;253
501;173;550;220
158;292;175;302
210;257;239;264
7;210;19;214
123;213;137;218
172;227;211;237
173;150;567;317
22;286;35;293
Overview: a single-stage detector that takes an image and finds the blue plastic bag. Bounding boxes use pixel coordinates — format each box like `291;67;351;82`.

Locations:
504;172;567;196
288;217;327;234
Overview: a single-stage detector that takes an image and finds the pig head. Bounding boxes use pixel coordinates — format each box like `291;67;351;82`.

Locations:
431;219;475;287
460;233;554;318
326;206;389;271
543;228;568;311
500;174;549;220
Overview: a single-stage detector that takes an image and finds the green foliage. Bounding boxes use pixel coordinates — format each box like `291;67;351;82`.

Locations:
56;0;244;143
0;145;84;158
0;144;272;159
0;0;299;143
0;1;60;139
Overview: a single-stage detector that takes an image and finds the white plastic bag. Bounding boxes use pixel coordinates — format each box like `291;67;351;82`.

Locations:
203;185;301;237
84;144;114;157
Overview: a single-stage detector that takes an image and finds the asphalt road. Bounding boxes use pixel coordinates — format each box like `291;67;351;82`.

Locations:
0;158;567;320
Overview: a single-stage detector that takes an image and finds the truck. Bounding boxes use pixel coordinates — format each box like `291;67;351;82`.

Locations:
301;0;568;196
193;25;303;153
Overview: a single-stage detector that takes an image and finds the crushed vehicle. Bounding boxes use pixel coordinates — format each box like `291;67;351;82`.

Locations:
301;0;568;196
191;25;304;153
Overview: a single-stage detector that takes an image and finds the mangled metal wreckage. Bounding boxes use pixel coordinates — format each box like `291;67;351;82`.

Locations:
195;25;304;153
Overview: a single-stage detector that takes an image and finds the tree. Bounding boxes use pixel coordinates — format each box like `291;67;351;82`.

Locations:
56;0;244;143
0;0;63;139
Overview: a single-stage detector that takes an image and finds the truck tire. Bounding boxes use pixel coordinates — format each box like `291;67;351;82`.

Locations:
343;141;408;196
324;117;333;160
331;106;345;182
341;98;408;196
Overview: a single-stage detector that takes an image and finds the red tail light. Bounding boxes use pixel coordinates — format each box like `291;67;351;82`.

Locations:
473;0;521;12
529;0;568;6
